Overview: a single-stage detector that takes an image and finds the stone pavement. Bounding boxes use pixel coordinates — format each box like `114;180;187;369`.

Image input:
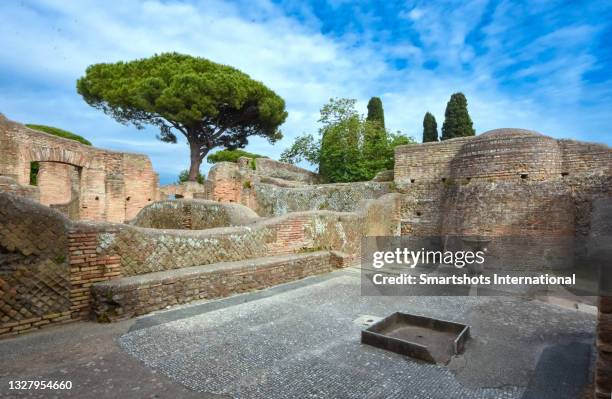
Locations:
0;320;225;399
118;267;595;399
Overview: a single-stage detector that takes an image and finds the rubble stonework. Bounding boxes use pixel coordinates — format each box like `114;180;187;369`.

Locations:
0;114;159;222
130;199;259;229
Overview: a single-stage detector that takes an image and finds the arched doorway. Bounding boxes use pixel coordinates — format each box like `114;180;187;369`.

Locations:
24;147;89;220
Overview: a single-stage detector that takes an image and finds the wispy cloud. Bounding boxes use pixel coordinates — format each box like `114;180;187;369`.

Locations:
0;0;610;184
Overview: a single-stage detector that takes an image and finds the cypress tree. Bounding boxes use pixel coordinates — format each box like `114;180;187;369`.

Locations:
441;92;475;140
422;112;438;142
366;97;385;129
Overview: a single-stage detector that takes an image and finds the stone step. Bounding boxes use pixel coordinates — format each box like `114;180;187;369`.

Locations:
90;251;350;322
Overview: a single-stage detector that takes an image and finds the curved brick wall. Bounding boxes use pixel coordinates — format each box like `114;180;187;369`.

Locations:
441;180;574;237
450;129;562;181
394;137;470;189
108;201;395;277
130;199;259;229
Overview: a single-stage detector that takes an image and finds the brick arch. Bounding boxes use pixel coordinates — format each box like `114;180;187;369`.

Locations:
24;146;91;168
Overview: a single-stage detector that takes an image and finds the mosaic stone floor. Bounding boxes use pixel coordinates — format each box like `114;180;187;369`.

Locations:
119;268;595;399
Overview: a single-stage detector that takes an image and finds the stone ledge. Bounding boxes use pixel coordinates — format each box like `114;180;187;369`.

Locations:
91;251;350;322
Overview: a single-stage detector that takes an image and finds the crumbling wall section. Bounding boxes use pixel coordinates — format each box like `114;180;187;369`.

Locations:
252;181;394;217
130;199;259;229
251;158;321;183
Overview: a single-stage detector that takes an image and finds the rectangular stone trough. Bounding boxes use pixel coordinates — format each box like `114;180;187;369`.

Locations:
361;312;470;364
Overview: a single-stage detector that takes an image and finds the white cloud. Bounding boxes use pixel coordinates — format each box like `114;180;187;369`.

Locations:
0;0;609;184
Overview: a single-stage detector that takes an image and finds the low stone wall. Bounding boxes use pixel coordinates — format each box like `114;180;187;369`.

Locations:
103;204;388;276
252;181;394;217
90;251;348;321
130;199;259;229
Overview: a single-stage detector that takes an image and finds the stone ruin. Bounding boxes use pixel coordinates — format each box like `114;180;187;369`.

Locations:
1;114;612;397
0;114;159;222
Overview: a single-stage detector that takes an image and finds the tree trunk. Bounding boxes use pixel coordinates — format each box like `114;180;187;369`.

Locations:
188;141;204;182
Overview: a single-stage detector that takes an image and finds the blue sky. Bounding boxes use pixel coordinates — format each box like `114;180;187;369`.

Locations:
1;0;611;184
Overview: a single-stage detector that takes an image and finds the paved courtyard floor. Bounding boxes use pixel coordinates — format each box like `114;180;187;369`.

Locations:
0;267;596;398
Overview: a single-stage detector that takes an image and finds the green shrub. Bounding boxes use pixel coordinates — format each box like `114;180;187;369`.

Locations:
178;170;205;184
243;180;252;189
26;124;92;146
206;149;268;164
442;177;455;188
30;162;39;186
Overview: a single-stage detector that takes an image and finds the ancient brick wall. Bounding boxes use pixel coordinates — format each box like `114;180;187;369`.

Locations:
394;129;612;188
207;162;243;203
449;129;563;182
37;162;77;206
0;113;159;223
394;137;470;190
560;139;612;177
90;251;344;321
394;129;612;239
88;194;399;278
67;225;121;321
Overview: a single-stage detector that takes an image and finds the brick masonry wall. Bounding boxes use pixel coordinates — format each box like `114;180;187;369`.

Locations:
560;139;612;177
0;113;159;223
2;188;388;329
394;129;612;188
37;162;74;206
67;226;122;321
449;129;563;182
394;137;470;190
78;194;399;280
90;251;348;321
